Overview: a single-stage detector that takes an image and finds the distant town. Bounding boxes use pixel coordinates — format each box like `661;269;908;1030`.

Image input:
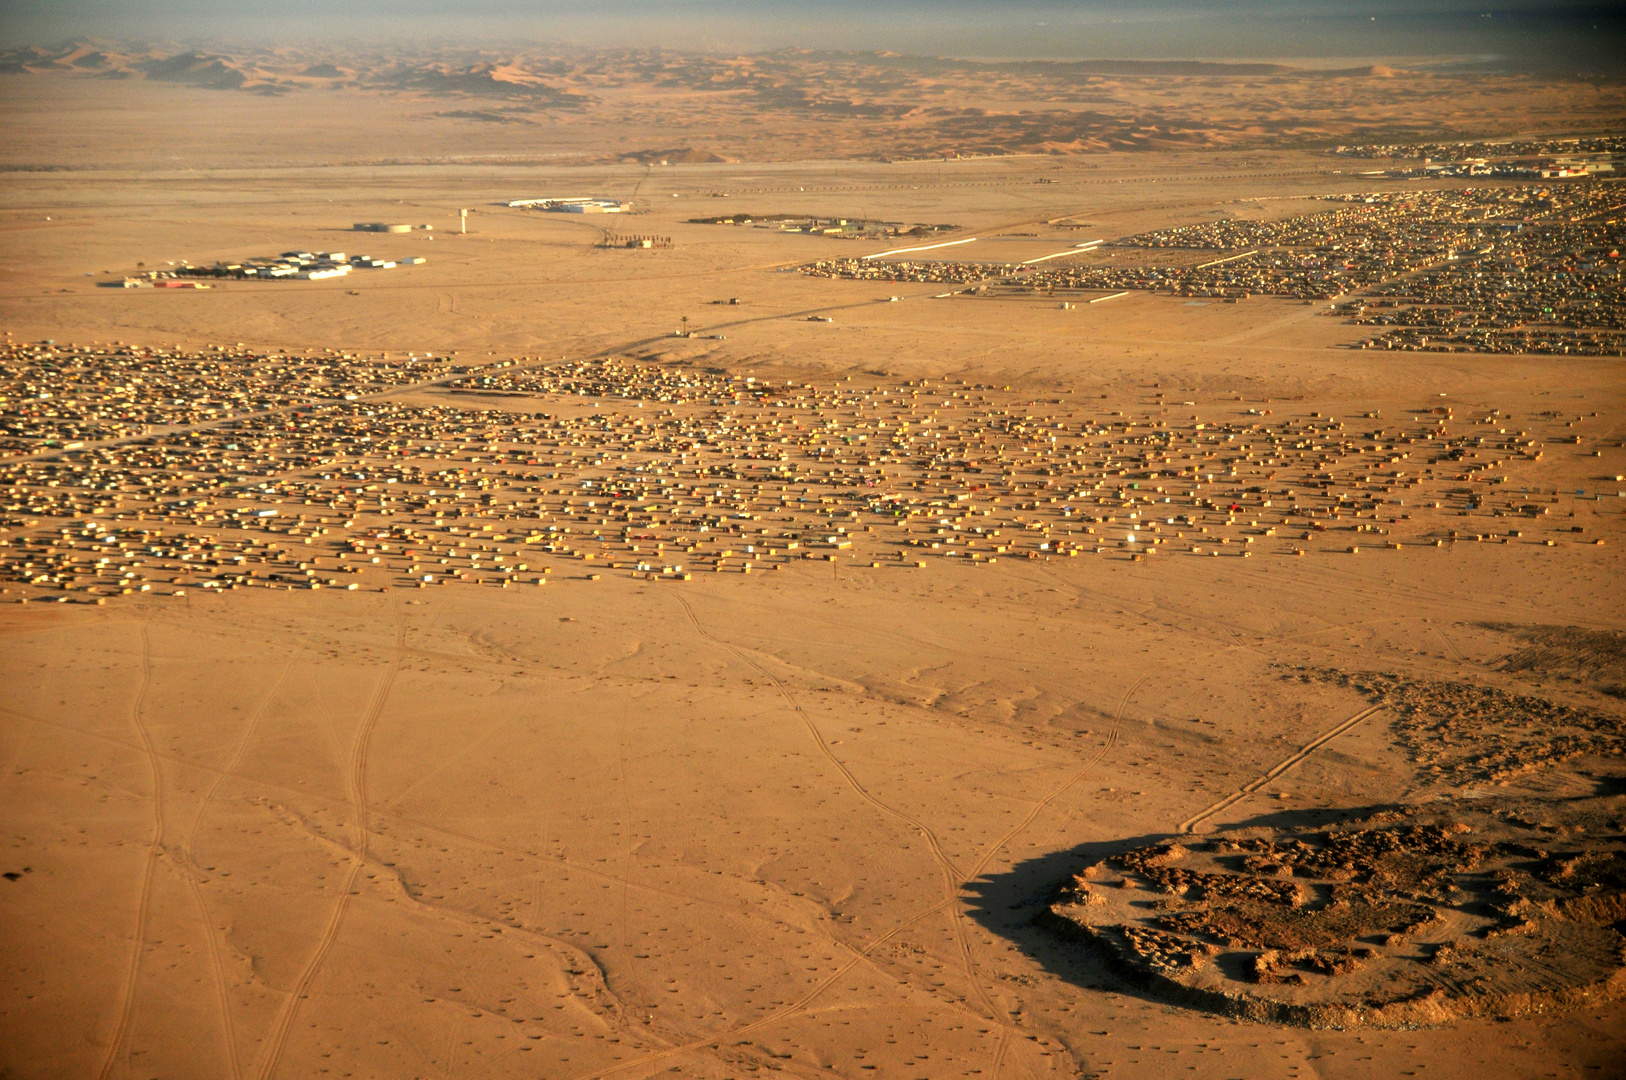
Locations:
806;183;1625;356
1330;135;1622;179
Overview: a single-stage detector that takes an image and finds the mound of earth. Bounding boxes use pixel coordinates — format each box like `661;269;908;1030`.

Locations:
1480;623;1626;696
1042;805;1626;1028
1289;668;1626;788
620;147;733;164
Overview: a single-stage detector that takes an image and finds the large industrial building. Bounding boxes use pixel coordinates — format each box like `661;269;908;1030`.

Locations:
506;197;628;213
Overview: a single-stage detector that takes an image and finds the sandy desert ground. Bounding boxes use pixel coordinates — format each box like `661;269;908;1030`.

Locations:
2;60;1624;1080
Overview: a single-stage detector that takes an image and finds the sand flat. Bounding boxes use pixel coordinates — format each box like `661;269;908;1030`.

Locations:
5;529;1623;1076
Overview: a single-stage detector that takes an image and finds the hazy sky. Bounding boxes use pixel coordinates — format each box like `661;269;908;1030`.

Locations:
4;1;1623;69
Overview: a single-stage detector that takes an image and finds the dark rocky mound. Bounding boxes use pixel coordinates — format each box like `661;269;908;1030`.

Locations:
1043;804;1626;1028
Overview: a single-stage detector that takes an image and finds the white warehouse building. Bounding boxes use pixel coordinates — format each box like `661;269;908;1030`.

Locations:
507;197;628;213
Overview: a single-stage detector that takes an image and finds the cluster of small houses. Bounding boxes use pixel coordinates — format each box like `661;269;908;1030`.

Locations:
1;341;1607;604
1362;159;1614;180
806;184;1624;350
1351;328;1624;357
0;339;455;452
1329;136;1623;179
1322;185;1624;351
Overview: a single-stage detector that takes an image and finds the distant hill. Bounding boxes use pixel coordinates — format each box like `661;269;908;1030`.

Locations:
139;52;250;90
619;147;734;164
387;63;588;105
0;41;590;104
1;39;1611;164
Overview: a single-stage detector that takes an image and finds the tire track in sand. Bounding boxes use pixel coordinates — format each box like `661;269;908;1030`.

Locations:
1435;625;1468;664
2;699;856;943
960;676;1132;1080
954;665;1141;883
673;597;1008;1050
968;705;1128;884
1177;704;1384;834
572;895;954;1080
97;625;159;1080
179;652;298;1080
566;684;1101;1080
675;595;965;880
252;619;402;1080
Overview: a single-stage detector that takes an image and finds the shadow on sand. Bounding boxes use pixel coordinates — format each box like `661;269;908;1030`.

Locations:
961;804;1387;1002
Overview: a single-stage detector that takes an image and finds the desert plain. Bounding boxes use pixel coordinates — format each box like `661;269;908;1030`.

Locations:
1;44;1625;1080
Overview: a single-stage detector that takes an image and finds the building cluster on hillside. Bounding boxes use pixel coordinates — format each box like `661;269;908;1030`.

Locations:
804;184;1625;352
1;345;1611;604
1406;160;1612;180
1332;136;1626;160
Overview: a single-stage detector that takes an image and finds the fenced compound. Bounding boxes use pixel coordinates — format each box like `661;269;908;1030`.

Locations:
600;234;672;249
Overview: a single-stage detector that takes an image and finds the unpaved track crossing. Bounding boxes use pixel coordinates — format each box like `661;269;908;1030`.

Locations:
96;627;160;1080
1178;704;1384;834
251;619;402;1080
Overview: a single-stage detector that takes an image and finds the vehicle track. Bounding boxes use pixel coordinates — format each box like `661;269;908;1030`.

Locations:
1038;559;1532;681
674;594;967;883
376;698;518;812
251;616;402;1080
177;653;297;1080
1435;624;1468;664
3;697;874;948
387;804;1012;1047
570;893;958;1080
14;686;1030;1065
954;673;1132;1066
1177;704;1384;834
16;635;1032;1077
968;726;1121;886
674;595;1017;1063
97;625;160;1080
1035;564;1247;654
955;678;1129;1077
615;692;640;1029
